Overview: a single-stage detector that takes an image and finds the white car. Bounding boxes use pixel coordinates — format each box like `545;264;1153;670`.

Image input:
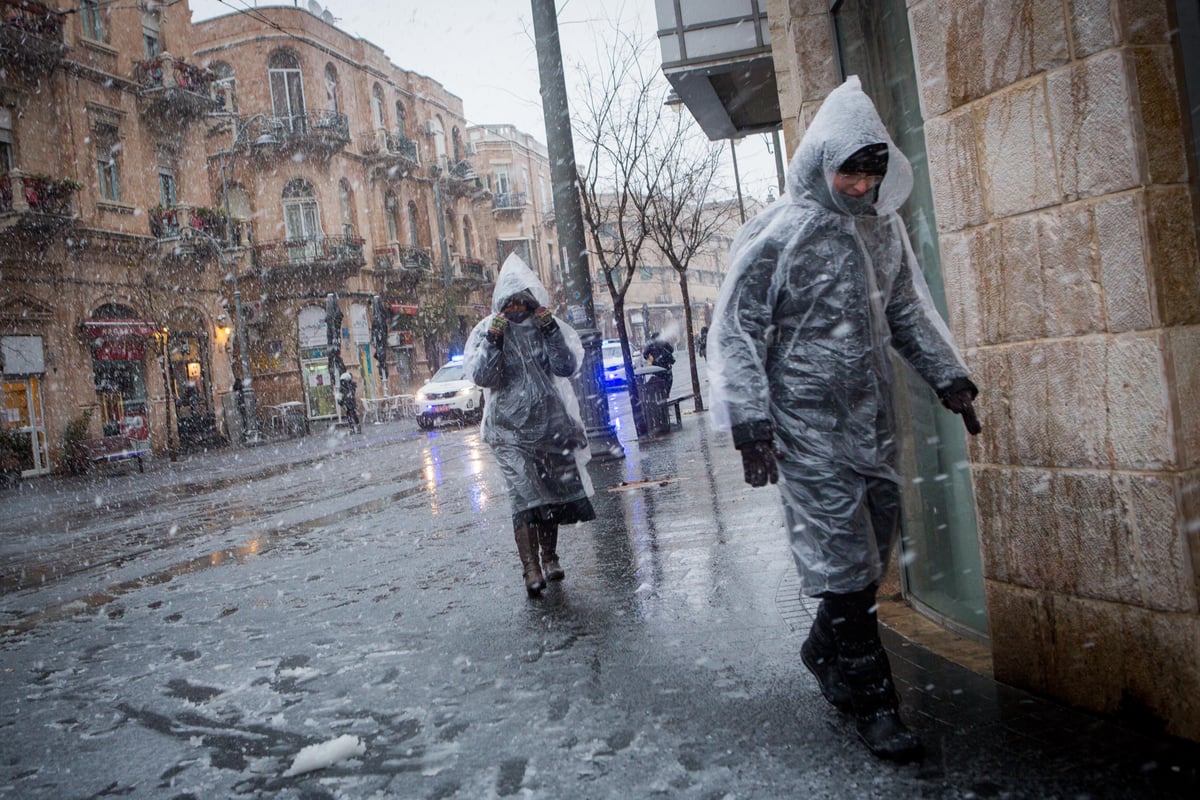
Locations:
415;357;484;429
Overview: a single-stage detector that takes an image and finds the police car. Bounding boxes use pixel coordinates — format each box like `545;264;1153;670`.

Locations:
414;356;484;429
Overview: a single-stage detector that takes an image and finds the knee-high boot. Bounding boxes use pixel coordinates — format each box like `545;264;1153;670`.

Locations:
538;523;564;581
513;523;545;595
825;587;923;762
800;599;852;711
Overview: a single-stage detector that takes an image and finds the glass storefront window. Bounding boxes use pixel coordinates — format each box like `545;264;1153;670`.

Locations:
832;0;987;636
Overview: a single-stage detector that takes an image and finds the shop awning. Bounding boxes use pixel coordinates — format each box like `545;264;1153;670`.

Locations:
83;319;159;361
389;303;419;315
82;319;159;338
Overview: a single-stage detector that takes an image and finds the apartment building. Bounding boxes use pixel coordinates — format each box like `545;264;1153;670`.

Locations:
0;1;498;474
467;124;559;305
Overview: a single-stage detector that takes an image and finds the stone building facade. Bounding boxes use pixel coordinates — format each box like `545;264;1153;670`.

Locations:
466;124;560;302
766;0;1200;741
0;1;498;471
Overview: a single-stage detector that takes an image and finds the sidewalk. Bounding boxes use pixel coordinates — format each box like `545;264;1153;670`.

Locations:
2;374;1198;797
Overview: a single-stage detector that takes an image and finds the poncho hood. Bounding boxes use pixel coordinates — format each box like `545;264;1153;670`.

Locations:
491;253;550;315
786;76;914;217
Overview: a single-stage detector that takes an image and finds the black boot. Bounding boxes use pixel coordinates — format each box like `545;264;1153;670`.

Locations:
801;600;852;711
538;523;565;581
826;588;923;763
513;524;545;596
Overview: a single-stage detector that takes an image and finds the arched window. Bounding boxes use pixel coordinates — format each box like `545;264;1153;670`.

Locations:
371;83;386;130
282;178;320;241
384;191;399;243
462;216;473;258
324;63;340;113
210;62;237;113
394;101;406;137
406;201;421;249
338;178;355;237
268;50;305;130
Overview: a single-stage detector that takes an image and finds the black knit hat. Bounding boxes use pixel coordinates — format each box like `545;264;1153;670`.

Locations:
839;143;889;176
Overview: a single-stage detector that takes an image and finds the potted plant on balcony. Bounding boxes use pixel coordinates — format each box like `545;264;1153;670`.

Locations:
190;206;226;238
24;175;81;214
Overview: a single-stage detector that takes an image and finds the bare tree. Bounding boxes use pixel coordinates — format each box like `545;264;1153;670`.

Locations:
573;29;668;436
644;122;737;412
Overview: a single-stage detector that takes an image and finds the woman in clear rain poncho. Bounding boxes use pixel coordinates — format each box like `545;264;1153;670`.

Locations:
708;77;981;762
464;254;595;596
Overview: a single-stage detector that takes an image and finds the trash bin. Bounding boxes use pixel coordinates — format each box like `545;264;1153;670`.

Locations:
634;365;670;436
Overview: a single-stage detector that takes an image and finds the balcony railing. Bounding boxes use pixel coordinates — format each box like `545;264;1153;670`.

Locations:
385;131;419;163
0;171;79;230
493;191;527;211
253;234;365;274
396;244;433;271
458;256;486;278
243;110;351;155
133;54;217;119
149;204;227;241
0;0;66;73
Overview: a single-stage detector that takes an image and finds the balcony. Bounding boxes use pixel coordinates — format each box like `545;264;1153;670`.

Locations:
374;243;433;291
442;159;484;198
492;191;527;213
366;129;420;180
149;204;230;260
0;0;66;75
455;256;490;286
240;110;351;157
134;54;217;120
252;234;365;288
0;171;78;234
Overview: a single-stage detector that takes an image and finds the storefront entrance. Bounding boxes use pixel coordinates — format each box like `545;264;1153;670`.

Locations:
1;334;50;477
85;308;156;453
165;308;220;451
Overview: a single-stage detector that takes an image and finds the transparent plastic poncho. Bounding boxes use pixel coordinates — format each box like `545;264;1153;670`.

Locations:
463;254;593;512
706;77;970;594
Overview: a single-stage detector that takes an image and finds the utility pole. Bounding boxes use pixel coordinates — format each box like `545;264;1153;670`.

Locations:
530;0;623;459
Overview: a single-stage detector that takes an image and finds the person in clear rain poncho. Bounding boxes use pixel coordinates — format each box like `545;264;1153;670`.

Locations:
464;254;595;596
708;77;982;762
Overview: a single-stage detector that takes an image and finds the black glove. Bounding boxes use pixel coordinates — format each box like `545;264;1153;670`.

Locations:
737;440;778;487
533;305;558;334
486;314;508;347
938;376;982;435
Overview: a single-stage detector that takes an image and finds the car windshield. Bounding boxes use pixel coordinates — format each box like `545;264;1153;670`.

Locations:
602;344;621;362
431;364;465;382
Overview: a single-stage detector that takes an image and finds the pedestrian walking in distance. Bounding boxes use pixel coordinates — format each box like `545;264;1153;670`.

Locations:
708;76;982;762
464;254;596;596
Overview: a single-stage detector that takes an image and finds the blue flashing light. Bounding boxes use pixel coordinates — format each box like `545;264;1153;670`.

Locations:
449;354;464;363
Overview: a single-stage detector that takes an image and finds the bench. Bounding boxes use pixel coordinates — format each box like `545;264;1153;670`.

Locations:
663;393;699;428
78;435;144;473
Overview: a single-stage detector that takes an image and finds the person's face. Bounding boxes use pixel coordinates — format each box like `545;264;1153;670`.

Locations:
503;296;533;322
832;171;884;198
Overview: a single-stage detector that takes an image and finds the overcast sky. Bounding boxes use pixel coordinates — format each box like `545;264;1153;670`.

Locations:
187;0;785;203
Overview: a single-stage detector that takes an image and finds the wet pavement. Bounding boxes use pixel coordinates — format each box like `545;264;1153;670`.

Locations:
1;378;1198;799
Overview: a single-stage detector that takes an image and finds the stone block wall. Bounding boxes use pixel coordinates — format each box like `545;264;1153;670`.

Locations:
913;0;1200;741
768;0;1200;740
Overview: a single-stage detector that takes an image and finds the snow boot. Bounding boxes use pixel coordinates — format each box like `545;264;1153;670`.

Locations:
513;523;546;596
538;523;565;582
826;588;923;763
800;600;852;711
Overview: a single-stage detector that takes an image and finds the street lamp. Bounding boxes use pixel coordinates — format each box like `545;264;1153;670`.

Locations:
218;113;278;445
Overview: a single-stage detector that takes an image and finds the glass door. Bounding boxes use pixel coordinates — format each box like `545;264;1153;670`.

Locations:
2;377;50;476
832;0;987;637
